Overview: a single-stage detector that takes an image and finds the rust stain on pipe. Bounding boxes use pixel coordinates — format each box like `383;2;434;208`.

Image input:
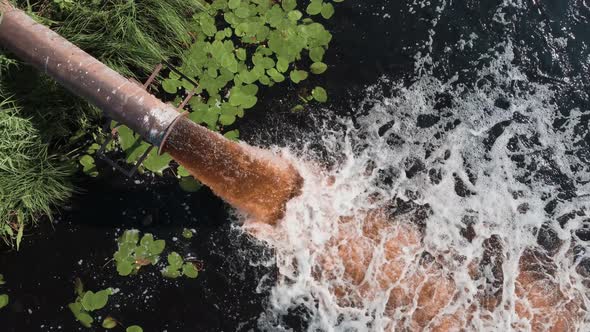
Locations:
163;117;303;223
0;2;303;222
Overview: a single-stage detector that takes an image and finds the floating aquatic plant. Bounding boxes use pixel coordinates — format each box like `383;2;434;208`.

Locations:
182;228;194;239
127;326;144;332
106;0;341;179
0;274;7;310
102;316;118;329
113;230;166;276
68;279;113;328
161;252;199;279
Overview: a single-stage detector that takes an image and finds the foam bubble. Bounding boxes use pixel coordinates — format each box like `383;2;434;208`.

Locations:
243;2;590;331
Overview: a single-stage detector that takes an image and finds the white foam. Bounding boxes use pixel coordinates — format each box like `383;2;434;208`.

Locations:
241;2;590;331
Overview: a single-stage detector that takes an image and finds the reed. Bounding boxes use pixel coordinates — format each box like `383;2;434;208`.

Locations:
0;100;73;248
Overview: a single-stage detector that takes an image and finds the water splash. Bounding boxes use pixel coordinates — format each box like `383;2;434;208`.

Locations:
244;2;590;329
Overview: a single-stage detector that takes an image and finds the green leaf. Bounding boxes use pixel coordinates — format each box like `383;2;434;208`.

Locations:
310;62;328;74
80;154;98;177
15;222;23;251
0;294;8;309
142;151;172;175
276;57;290;73
162;79;182;94
119;230;140;245
168;252;183;268
116;260;134;276
290;104;305;112
290;70;308;83
287;10;302;21
306;0;323;15
127;326;144;332
102;317;117;329
179;177;202;192
236;48;247;61
149;240;166;256
0;274;4;285
267;68;285;82
76;312;94;328
312;86;328;102
81;290;110;311
182;263;199;279
235;6;250;18
309;47;325;62
182;228;194;239
228;0;240;9
282;0;297;11
69;302;93;327
74;278;84;296
161;266;181;279
177;166;191;177
140;234;154;247
321;3;335;19
224;130;240;141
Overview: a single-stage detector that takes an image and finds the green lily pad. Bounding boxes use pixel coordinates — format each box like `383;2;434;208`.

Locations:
168;252;183;268
182;263;199;279
306;0;323;15
182;228;194;239
161;266;181;279
102;317;117;329
224;130;240;141
288;10;302;21
290;70;308;83
312;86;328;102
179;177;202;192
80;155;98;177
127;326;144;332
81;289;111;311
290;104;305;112
0;294;8;309
321;3;335;19
310;62;328;74
162;79;182;94
267;68;285;82
68;302;93;327
309;47;325;62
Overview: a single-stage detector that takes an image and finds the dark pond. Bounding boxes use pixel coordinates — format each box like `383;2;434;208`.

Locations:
2;0;590;331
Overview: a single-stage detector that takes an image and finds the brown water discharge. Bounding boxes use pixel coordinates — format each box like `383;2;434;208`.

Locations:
163;116;303;224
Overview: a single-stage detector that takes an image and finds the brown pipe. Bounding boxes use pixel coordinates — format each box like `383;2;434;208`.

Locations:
0;2;303;222
0;1;179;146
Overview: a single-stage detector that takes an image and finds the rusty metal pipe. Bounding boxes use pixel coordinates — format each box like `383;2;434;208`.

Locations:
0;2;303;222
0;2;179;146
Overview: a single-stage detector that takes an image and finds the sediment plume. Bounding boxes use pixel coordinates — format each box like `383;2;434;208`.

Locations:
163;116;303;223
0;1;304;223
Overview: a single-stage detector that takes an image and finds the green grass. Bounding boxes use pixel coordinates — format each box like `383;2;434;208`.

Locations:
41;0;205;78
0;100;73;249
0;0;203;247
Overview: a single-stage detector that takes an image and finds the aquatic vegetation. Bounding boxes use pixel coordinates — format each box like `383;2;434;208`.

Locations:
0;101;73;248
0;294;7;309
126;326;144;332
182;228;194;239
0;274;7;310
161;251;199;279
68;279;113;328
162;0;337;133
101;316;118;329
108;0;342;178
114;230;166;276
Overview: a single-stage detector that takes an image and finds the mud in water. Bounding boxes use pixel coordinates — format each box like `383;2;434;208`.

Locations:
240;0;590;331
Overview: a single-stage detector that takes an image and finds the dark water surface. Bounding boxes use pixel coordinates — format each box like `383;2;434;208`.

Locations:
2;0;590;331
